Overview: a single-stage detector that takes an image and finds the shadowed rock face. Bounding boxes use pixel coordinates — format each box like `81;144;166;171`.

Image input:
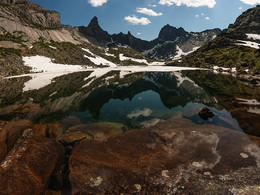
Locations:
69;118;260;194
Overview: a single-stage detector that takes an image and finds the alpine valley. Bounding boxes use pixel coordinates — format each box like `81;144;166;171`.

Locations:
0;0;260;194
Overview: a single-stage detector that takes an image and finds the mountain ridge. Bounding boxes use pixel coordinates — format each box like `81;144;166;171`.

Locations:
77;16;221;60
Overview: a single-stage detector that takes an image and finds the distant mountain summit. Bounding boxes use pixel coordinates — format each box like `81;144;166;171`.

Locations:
76;16;110;44
78;17;221;60
158;25;187;41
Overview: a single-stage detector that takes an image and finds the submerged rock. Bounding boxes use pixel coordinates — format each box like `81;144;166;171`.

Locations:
198;107;215;120
56;131;86;145
68;122;126;141
69;118;260;194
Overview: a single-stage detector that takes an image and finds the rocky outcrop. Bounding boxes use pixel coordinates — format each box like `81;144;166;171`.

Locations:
69;118;260;194
0;0;88;44
0;0;61;28
0;126;65;194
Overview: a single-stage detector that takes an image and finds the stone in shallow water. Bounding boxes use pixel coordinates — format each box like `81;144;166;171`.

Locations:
198;107;215;120
56;131;86;144
69;118;260;194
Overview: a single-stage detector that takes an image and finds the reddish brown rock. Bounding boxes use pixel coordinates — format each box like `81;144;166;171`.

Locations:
47;123;63;138
0;121;8;163
0;127;65;194
69;118;260;194
0;119;32;162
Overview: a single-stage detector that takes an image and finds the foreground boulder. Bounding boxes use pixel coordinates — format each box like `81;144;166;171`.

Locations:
69;118;260;194
0;119;32;162
0;127;65;194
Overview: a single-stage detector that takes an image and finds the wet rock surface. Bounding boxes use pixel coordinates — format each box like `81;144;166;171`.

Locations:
0;126;65;194
69;118;260;194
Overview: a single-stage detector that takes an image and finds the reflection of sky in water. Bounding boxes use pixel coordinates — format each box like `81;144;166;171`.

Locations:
70;90;243;132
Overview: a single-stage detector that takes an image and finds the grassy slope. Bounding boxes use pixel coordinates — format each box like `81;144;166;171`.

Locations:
181;34;260;72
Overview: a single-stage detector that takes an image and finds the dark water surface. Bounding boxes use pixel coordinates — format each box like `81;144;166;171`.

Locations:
1;70;260;136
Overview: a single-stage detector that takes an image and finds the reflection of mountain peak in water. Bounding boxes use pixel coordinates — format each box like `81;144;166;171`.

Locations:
79;72;209;119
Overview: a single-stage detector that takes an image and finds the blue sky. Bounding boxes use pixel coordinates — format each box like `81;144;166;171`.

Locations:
30;0;259;41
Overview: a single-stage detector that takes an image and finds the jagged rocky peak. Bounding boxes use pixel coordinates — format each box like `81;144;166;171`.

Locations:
77;16;110;43
158;24;187;41
87;16;100;30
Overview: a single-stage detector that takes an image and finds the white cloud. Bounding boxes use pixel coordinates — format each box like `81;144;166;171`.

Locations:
159;0;216;8
238;6;243;9
88;0;108;7
195;14;199;17
137;7;163;16
137;32;141;35
240;0;260;5
205;16;210;20
201;13;205;16
124;16;151;25
148;4;157;7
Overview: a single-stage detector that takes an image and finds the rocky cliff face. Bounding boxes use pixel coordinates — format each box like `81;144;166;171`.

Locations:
0;0;61;28
0;0;86;44
78;17;221;60
228;5;260;34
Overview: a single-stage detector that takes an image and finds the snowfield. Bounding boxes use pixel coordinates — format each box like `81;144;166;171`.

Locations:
5;55;202;92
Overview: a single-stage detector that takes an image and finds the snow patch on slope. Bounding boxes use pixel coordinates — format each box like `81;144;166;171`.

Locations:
173;45;200;60
119;54;165;66
246;34;260;41
236;40;260;49
82;48;117;67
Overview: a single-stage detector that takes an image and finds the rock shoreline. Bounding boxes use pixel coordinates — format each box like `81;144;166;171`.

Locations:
1;117;260;194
